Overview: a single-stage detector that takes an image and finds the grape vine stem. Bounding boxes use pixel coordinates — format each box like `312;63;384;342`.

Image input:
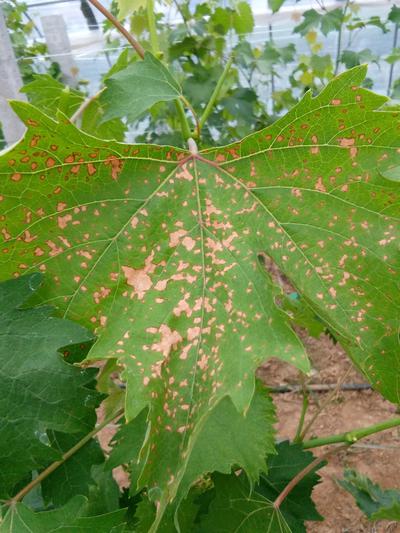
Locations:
275;416;400;509
302;415;400;449
88;0;145;59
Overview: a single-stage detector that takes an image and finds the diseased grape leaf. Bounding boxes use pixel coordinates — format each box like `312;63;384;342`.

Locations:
198;442;324;533
0;495;127;532
1;66;400;525
101;52;182;122
0;274;101;499
339;469;400;521
106;381;275;510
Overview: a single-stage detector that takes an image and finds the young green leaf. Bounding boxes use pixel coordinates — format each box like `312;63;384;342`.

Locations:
117;0;147;20
21;74;84;117
268;0;286;14
293;9;321;36
233;2;254;35
0;495;127;532
339;469;400;521
1;66;400;524
21;74;126;141
101;52;183;122
0;274;100;499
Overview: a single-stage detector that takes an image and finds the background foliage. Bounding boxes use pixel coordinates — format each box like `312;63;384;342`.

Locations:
1;0;400;148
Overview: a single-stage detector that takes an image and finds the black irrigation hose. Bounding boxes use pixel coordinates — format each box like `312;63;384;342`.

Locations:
269;383;372;394
116;382;372;393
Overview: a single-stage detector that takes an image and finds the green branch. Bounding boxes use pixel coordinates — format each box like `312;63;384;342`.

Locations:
199;55;234;131
293;381;309;443
7;408;124;505
180;95;200;139
175;99;192;140
146;0;160;56
302;416;400;449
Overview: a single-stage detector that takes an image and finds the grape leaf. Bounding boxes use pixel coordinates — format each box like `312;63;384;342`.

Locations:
101;52;182;122
175;380;276;503
232;2;254;35
0;274;101;499
198;442;324;532
85;464;122;516
268;0;286;14
117;0;147;19
41;430;105;506
135;488;200;533
339;469;400;521
389;5;400;25
107;381;275;508
0;495;127;532
21;74;84;117
21;73;127;141
106;407;148;492
1;66;400;524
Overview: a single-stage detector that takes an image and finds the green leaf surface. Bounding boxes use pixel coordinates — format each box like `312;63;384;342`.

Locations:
1;66;400;523
320;8;344;35
81;98;127;142
339;469;400;522
198;442;324;532
21;74;126;141
176;380;276;502
85;464;122;516
117;0;147;19
135;489;200;533
389;5;400;25
101;52;182;122
0;274;100;499
0;496;126;532
21;75;84;117
107;382;275;507
106;407;148;491
268;0;285;14
340;49;378;69
233;2;254;35
294;9;321;35
41;431;105;506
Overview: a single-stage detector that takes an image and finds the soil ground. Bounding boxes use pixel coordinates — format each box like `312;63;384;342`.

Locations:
259;331;400;533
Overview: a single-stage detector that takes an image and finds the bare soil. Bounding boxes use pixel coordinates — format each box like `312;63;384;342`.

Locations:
259;331;400;533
